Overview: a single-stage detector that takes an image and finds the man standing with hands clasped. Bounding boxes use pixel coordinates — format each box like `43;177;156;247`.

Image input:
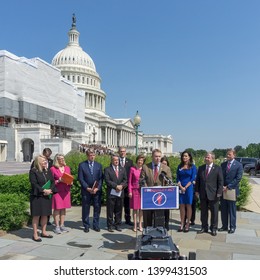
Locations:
78;149;103;233
219;149;243;234
104;154;127;232
195;152;223;236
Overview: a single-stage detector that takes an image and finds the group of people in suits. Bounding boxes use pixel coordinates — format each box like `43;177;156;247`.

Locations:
195;149;243;236
29;146;243;240
78;146;136;233
78;147;176;233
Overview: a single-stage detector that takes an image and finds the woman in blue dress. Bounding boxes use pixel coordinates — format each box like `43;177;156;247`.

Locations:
176;151;197;232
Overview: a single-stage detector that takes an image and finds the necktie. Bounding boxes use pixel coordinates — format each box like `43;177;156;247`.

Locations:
89;162;93;175
206;165;210;177
121;158;125;167
227;161;231;172
115;167;119;178
154;165;158;181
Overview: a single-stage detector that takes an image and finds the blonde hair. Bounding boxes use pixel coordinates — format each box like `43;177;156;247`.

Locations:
53;153;66;168
33;155;46;172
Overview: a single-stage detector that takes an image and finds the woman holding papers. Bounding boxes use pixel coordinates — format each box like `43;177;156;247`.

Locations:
29;155;56;242
50;154;73;234
128;154;146;232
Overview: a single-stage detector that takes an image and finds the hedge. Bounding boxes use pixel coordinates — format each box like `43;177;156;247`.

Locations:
0;193;29;231
0;153;252;231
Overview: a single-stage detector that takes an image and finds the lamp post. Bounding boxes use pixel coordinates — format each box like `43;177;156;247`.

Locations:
133;111;141;156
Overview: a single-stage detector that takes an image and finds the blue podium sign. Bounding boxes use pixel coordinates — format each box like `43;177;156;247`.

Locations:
141;186;179;210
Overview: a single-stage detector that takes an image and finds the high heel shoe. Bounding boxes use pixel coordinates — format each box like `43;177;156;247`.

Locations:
133;228;137;232
183;224;190;233
177;227;183;232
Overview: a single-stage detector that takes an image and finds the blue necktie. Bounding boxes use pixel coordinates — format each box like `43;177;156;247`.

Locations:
89;162;94;175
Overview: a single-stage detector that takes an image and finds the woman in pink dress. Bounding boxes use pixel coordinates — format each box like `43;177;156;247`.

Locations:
50;154;72;234
128;154;146;232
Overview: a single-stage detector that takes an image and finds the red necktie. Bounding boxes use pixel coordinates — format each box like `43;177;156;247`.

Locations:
154;165;158;181
115;167;119;178
227;161;231;172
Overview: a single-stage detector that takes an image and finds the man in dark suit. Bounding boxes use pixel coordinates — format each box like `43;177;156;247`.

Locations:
195;152;223;236
78;149;103;233
104;154;127;232
118;146;134;226
219;149;243;234
141;149;172;228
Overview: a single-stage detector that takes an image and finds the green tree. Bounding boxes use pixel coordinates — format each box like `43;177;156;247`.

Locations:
245;143;260;158
212;148;228;158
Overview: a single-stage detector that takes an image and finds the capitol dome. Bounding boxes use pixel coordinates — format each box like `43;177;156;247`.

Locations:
52;14;106;116
52;45;96;72
52;15;96;71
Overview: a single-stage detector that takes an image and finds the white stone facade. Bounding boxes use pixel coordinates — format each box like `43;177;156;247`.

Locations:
0;15;173;162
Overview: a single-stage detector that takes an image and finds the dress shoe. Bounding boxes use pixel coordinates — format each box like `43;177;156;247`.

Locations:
115;226;122;232
211;230;217;236
126;221;134;226
218;227;228;232
197;228;208;234
190;222;195;226
84;228;89;233
93;227;100;232
228;228;235;234
108;227;114;232
41;234;53;238
32;236;42;242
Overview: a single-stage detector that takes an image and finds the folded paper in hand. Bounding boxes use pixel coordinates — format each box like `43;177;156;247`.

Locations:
223;189;236;201
61;173;74;185
91;181;99;191
42;180;52;199
110;188;122;197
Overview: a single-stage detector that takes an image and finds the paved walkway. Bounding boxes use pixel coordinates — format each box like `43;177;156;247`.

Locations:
0;162;260;260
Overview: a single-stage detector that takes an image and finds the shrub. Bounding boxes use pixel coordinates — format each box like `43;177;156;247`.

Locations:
237;176;252;209
0;174;30;200
0;193;29;231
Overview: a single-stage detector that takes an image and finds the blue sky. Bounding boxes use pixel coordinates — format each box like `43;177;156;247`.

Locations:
1;0;260;152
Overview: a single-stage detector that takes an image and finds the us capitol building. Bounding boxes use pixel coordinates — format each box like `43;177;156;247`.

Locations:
0;15;173;162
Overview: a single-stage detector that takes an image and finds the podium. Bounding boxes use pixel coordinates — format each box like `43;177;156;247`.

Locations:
127;185;196;260
141;186;179;227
